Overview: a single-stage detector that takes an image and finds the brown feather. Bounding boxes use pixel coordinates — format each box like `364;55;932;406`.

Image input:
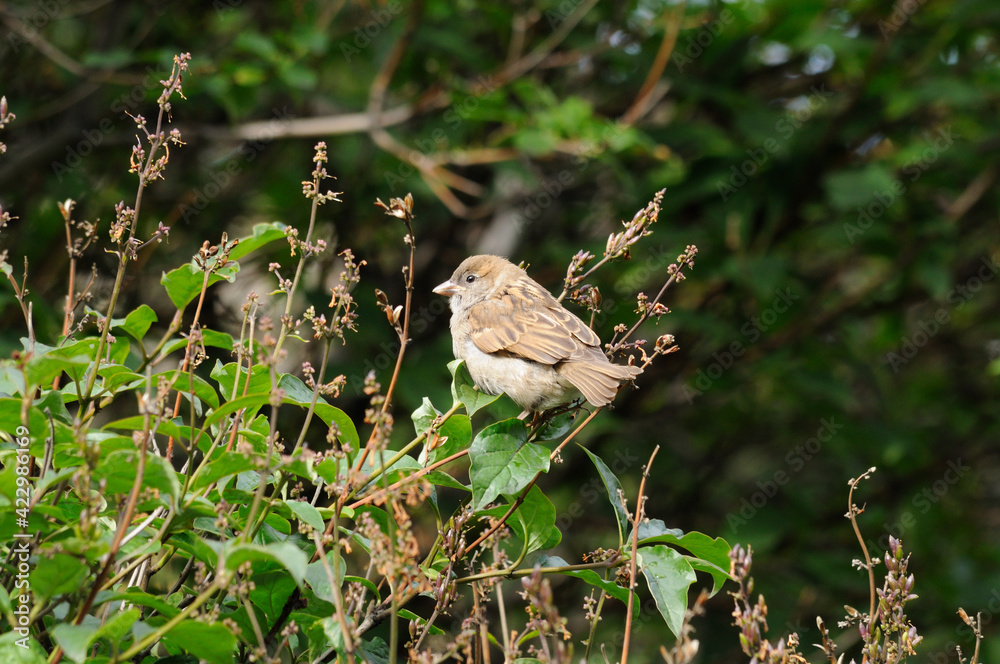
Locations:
436;255;642;410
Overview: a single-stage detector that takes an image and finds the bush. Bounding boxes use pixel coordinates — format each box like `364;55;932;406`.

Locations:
0;55;728;663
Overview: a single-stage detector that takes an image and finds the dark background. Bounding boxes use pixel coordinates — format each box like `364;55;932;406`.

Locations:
1;0;997;660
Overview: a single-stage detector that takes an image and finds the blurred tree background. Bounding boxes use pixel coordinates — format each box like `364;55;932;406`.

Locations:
1;0;998;660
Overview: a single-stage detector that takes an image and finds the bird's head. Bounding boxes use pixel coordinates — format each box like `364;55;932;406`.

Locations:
433;254;518;312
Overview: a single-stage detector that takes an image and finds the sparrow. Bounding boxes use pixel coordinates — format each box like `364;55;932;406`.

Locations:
433;255;641;411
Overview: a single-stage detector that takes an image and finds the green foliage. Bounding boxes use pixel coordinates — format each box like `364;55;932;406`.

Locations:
1;0;997;661
0;79;720;660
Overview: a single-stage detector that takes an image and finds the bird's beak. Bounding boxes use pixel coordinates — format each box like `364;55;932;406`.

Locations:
433;280;462;297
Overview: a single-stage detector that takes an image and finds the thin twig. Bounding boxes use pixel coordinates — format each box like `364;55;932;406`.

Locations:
621;444;660;664
847;467;878;632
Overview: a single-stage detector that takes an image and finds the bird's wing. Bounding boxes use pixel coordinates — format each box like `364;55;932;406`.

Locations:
467;281;602;365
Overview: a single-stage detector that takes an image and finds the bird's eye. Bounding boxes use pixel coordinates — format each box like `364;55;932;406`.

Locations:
465;274;477;283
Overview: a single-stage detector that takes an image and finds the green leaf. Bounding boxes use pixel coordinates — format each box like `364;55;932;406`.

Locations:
158;620;236;664
147;371;221;410
0;631;46;663
513;127;558;156
23;350;91;389
161;329;234;356
535;554;635;604
224;542;307;587
92;608;140;647
823;164;897;212
167;532;217;569
581;446;629;547
638;545;697;638
398;609;445;635
117;304;157;341
202;393;270;428
511;485;560;554
278;373;359;447
49;623;97;664
206;363;358;448
285;499;325;531
30;553;89;602
107;589;180;618
469;418;547;510
312;402;360;448
449;359;499;415
228;221;288;261
248;570;298;620
412;397;473;464
211;360;271;398
101;367;144;395
304;553;347;605
635;519;732;596
190;452;260;490
92;450;181;504
161;262;238;310
102;415;184;448
533;411;575;441
310;616;351;658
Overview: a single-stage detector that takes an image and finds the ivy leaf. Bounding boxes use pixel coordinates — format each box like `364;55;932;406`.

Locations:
449;360;499;415
304;552;348;605
30;554;89;603
469;418;547;510
638;545;697;638
509;485;561;554
581;446;629;547
116;304;157;341
0;631;46;663
411;396;473;464
535;554;636;605
161;262;239;311
285;499;325;531
634;519;732;596
49;623;97;664
228;221;288;261
157;620;237;664
91;450;181;504
223;541;307;587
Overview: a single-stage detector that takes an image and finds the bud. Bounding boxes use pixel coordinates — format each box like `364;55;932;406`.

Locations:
58;198;76;221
